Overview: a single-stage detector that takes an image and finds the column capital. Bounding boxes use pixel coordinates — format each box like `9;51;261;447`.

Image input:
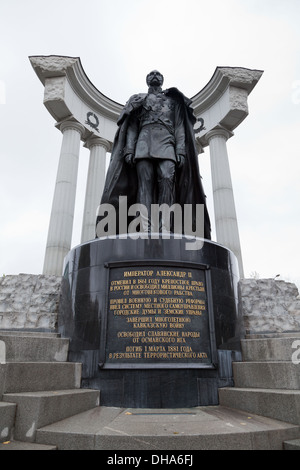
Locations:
59;120;85;136
205;127;233;143
84;136;111;152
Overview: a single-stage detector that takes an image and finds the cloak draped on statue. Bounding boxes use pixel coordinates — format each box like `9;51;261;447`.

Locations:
97;87;211;240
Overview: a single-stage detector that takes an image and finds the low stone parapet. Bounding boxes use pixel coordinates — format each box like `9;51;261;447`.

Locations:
0;274;61;331
239;278;300;335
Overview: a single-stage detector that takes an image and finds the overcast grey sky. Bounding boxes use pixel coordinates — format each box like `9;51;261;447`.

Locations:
0;0;300;288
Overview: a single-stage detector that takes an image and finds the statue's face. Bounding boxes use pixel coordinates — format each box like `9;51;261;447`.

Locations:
146;70;164;87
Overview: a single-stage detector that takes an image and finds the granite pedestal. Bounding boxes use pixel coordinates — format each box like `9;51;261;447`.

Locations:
59;235;242;408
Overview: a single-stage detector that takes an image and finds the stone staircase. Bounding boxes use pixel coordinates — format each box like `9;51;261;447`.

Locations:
219;334;300;449
1;331;300;450
0;331;100;450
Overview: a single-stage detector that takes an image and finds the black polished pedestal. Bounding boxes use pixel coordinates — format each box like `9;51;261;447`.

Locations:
59;235;243;408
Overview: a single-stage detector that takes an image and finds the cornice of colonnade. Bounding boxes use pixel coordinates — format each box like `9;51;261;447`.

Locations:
29;55;123;117
191;66;263;149
191;66;263;112
29;55;123;144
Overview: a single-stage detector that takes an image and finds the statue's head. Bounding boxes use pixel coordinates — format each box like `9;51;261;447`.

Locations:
146;70;164;87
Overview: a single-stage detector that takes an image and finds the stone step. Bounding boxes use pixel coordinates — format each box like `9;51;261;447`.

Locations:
0;331;60;337
0;440;57;450
35;405;300;450
0;333;69;362
219;387;300;425
0;362;82;394
0;402;16;443
233;361;300;390
245;333;300;339
2;389;100;442
283;438;300;450
241;336;300;362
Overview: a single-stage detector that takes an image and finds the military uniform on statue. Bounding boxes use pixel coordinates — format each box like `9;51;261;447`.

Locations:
124;71;186;232
98;70;211;237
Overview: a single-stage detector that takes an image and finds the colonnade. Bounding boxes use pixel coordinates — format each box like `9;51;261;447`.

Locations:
42;120;111;276
31;57;262;280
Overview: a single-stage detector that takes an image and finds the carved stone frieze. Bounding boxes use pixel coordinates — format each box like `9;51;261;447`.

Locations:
229;86;248;113
0;274;62;330
30;55;78;77
240;278;300;334
220;67;264;91
44;76;65;102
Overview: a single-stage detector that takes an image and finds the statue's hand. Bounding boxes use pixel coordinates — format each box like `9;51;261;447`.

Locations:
128;94;145;110
125;154;135;167
176;155;185;168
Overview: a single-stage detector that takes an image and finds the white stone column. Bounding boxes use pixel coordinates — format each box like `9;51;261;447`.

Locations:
206;128;244;277
43;120;84;275
81;136;111;243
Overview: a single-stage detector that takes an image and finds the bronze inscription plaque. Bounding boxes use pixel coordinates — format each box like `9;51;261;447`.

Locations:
103;263;215;369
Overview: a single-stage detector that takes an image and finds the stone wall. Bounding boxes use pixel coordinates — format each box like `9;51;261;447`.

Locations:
0;274;62;330
240;278;300;335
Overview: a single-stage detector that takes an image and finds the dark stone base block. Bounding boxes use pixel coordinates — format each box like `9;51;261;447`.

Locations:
59;235;243;408
82;370;220;408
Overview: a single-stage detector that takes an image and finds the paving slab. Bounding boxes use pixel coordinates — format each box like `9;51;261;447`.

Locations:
0;440;56;450
283;438;300;450
36;405;300;450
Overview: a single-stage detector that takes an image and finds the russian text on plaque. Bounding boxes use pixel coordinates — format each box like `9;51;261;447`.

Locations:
100;262;217;369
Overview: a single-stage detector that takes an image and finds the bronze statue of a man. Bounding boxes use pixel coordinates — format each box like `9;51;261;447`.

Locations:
98;70;211;239
123;70;185;230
